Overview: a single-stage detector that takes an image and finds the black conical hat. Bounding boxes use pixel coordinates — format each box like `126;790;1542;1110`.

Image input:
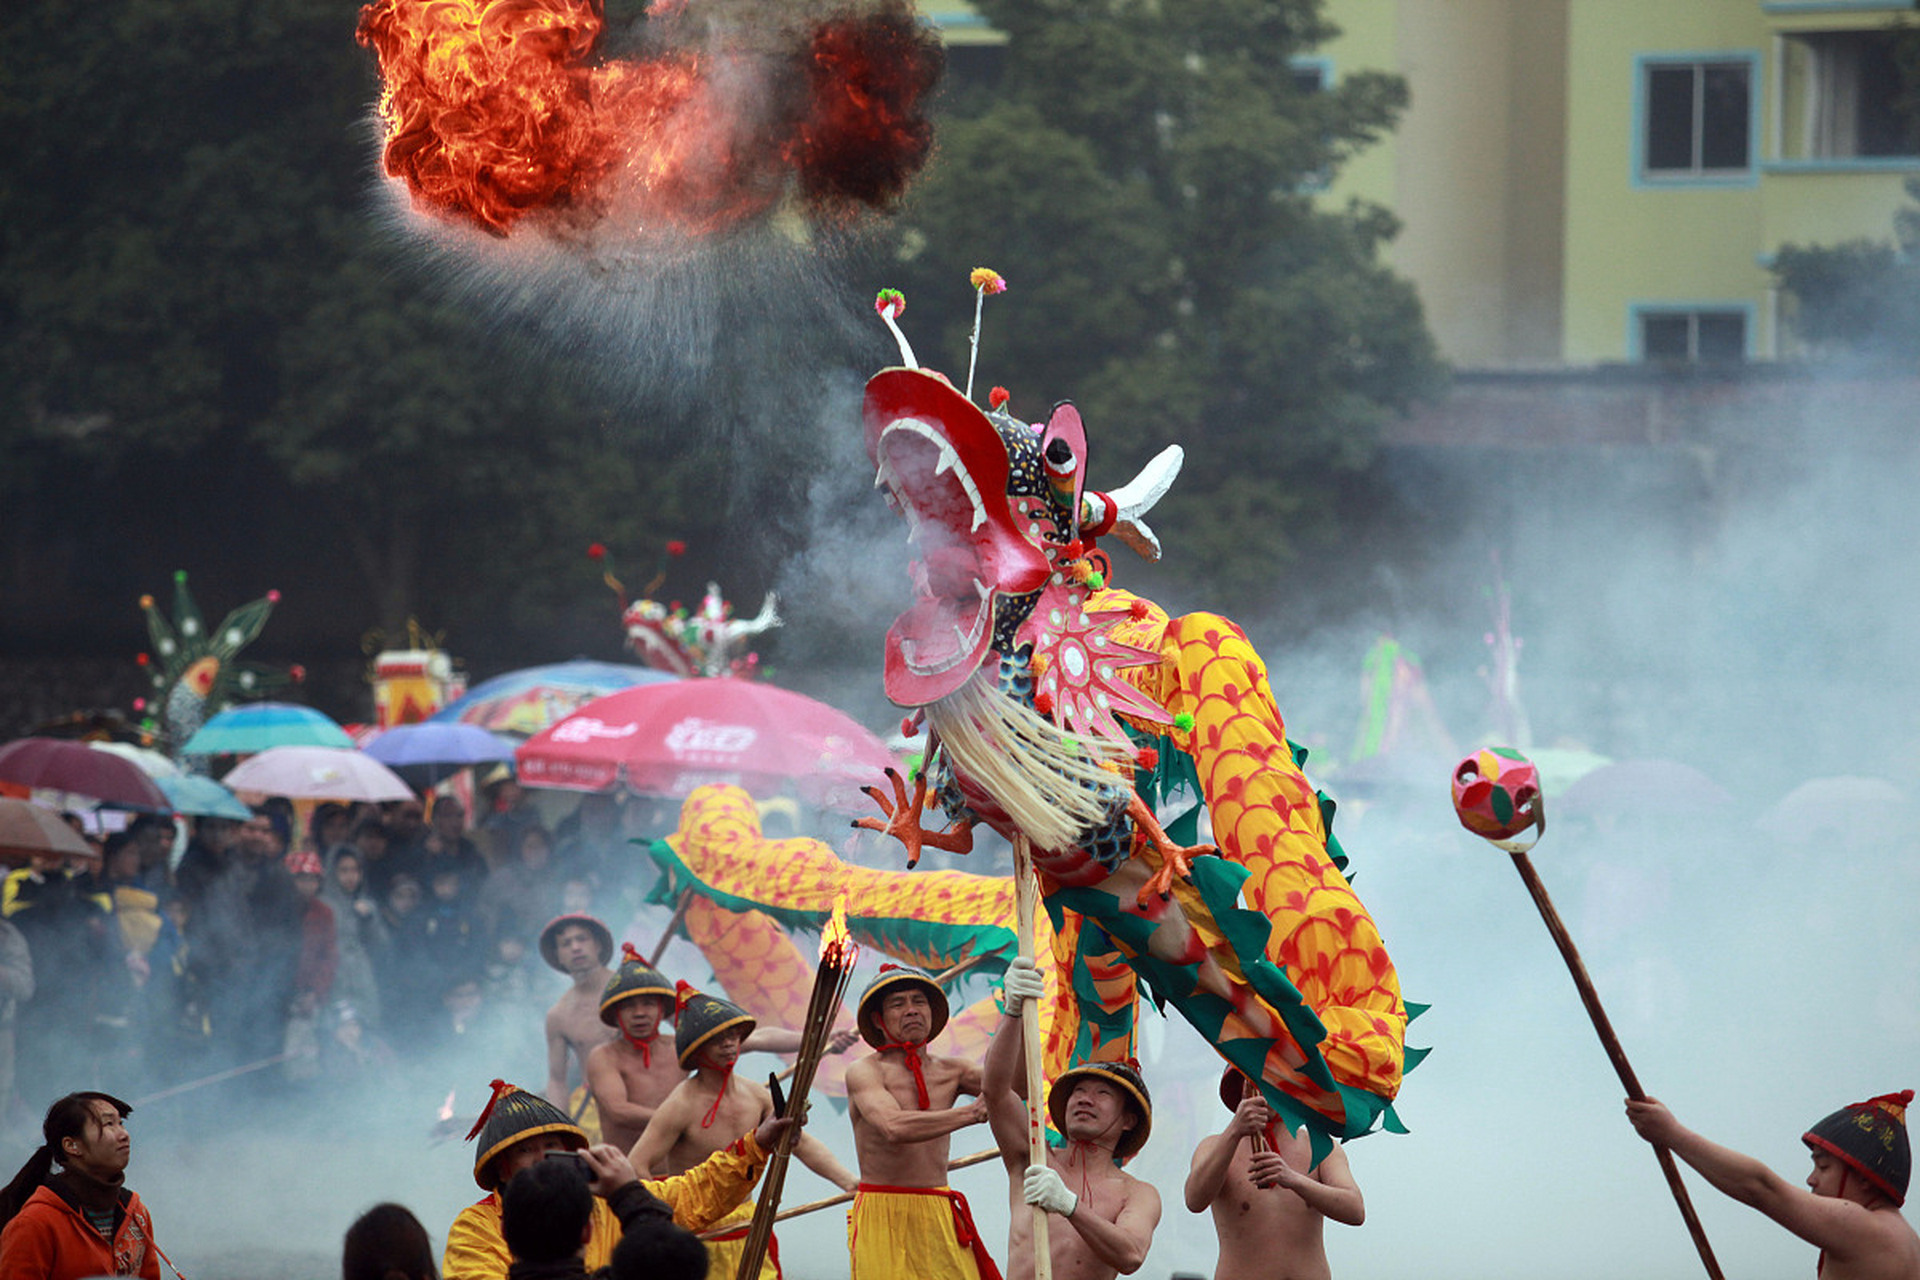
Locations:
466;1079;586;1189
856;964;949;1048
1804;1089;1912;1206
672;980;755;1070
600;942;675;1026
1049;1059;1152;1163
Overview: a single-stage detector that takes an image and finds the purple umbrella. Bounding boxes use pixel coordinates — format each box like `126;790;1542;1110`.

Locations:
363;722;517;787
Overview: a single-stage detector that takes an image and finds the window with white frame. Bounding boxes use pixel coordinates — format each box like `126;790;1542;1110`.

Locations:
1641;59;1753;178
1637;308;1748;363
1779;29;1920;160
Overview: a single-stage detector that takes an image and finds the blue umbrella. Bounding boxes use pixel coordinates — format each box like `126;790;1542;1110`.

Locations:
184;702;354;754
429;660;677;737
156;774;252;820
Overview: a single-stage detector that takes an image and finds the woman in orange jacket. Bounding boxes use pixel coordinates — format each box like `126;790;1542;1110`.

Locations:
0;1092;164;1280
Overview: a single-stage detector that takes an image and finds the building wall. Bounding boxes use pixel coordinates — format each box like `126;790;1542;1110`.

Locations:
1319;0;1920;368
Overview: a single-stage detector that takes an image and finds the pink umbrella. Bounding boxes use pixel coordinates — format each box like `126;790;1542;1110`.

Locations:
0;737;170;810
516;679;894;809
221;746;414;802
0;798;98;866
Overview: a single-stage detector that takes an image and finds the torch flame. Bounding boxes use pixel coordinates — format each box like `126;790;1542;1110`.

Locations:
820;895;853;965
438;1088;456;1122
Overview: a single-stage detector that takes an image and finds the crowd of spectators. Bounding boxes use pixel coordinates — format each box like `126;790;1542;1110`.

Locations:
0;776;678;1122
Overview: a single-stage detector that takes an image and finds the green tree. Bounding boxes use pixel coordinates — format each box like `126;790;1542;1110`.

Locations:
885;0;1441;596
0;0;723;653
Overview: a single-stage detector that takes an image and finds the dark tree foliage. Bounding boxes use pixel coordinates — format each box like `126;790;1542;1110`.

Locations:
885;0;1442;597
0;0;726;660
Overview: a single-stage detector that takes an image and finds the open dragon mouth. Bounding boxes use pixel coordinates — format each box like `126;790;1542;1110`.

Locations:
876;418;996;685
863;368;1051;708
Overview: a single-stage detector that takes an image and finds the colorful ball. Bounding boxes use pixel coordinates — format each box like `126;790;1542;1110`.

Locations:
1452;747;1542;842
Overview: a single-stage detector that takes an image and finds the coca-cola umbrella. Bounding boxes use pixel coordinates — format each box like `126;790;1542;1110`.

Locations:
517;679;894;809
0;737;170;811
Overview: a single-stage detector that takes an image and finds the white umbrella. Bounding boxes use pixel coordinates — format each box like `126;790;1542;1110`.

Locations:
87;741;184;779
221;746;414;802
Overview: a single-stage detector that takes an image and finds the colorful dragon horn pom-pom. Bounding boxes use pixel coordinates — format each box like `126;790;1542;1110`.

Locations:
965;267;1007;402
465;1078;516;1141
1451;747;1544;849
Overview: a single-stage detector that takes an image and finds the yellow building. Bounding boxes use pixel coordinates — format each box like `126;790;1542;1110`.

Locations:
1316;0;1920;368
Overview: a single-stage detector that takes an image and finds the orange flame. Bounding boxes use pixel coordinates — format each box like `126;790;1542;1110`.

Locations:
355;0;942;238
820;894;853;965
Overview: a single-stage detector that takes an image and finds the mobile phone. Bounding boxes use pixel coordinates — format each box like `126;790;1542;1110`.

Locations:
543;1151;590;1177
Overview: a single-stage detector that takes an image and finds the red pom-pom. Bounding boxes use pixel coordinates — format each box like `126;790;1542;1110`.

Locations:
675;979;697;1013
289;664;307;683
132;698;146;712
135;653;150;667
669;601;682;613
1063;540;1085;560
989;386;1010;409
1129;599;1150;620
266;589;282;604
1135;747;1159;770
1033;690;1054;715
666;540;687;557
622;942;643;964
587;542;607;560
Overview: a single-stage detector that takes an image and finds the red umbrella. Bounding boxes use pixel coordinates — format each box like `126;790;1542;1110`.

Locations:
0;737;170;810
517;680;894;809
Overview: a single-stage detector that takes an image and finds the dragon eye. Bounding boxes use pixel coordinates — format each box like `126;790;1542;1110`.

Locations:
1044;437;1078;479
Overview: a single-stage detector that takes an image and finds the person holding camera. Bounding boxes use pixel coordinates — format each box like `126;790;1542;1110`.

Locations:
500;1149;705;1280
444;1079;797;1280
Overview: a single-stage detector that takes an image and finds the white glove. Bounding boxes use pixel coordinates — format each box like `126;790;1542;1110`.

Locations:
1002;957;1045;1016
1023;1165;1077;1218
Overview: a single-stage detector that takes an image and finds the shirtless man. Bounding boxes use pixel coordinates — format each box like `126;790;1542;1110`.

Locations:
1627;1092;1919;1280
541;915;617;1115
843;964;995;1280
586;946;854;1153
630;983;858;1280
1185;1067;1363;1280
985;956;1160;1280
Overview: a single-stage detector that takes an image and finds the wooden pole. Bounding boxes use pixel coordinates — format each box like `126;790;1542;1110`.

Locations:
698;1149;1000;1238
1012;834;1052;1280
130;1052;297;1106
648;889;694;967
1508;850;1725;1280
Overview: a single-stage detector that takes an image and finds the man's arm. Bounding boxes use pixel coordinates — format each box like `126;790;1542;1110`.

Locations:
585;1044;657;1134
982;964;1040;1171
543;1008;571;1107
951;1057;984;1097
628;1087;690;1176
1248;1142;1365;1226
1626;1098;1885;1260
1184;1094;1271;1212
1031;1173;1160;1276
742;1025;861;1056
846;1059;989;1145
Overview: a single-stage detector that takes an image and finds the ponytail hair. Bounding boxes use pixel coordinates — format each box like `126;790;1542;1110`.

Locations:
0;1092;133;1231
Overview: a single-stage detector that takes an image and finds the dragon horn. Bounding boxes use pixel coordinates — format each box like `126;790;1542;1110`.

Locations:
1084;445;1185;562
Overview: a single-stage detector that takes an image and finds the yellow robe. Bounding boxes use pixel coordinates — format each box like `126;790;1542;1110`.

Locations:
442;1132;767;1280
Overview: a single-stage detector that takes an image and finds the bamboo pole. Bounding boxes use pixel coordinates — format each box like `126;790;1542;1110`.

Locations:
1507;850;1725;1280
699;1148;999;1238
131;1052;297;1106
648;889;694;967
1012;834;1052;1280
734;915;857;1279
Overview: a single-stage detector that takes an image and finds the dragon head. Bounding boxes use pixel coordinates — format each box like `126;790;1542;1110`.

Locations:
863;365;1181;709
